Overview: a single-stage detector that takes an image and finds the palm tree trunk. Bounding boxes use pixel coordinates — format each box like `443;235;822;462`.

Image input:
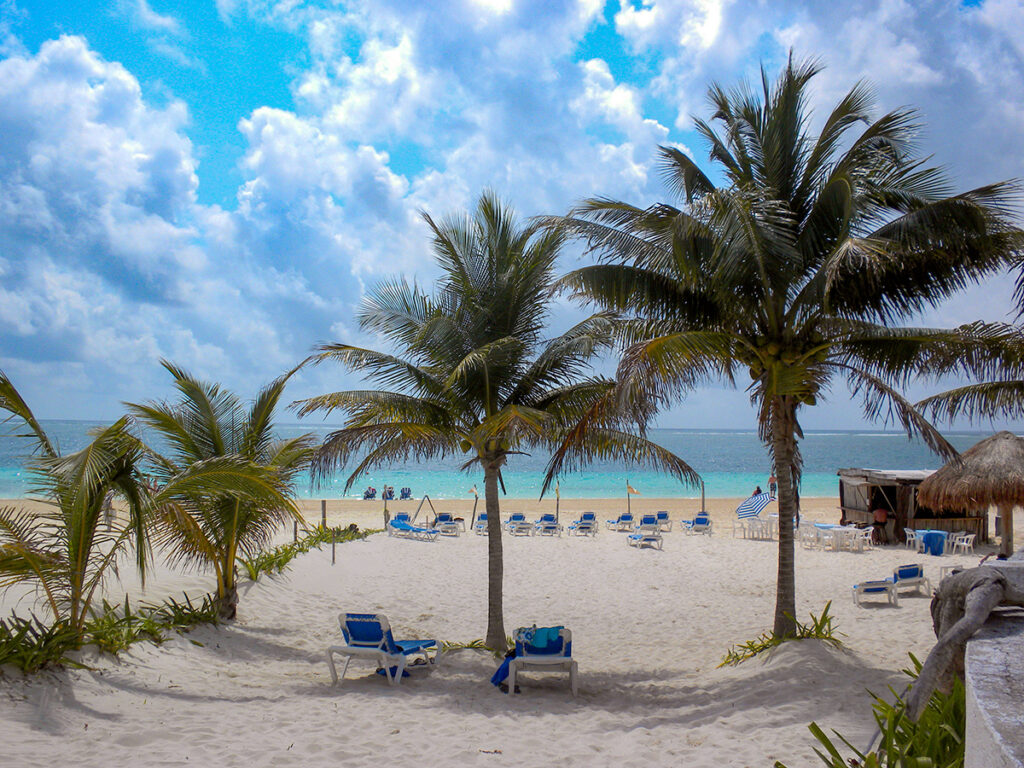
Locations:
999;502;1015;557
770;396;798;638
483;460;505;649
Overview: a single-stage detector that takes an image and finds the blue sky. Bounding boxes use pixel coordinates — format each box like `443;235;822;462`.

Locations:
1;0;1023;432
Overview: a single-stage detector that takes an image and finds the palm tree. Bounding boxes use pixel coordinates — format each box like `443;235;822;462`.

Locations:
548;56;1021;636
294;191;698;649
0;371;278;633
128;362;315;620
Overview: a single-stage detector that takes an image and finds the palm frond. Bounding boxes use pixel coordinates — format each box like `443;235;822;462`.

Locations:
840;363;958;461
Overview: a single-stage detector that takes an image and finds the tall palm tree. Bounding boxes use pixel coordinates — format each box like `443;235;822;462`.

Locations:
294;191;697;649
128;362;315;620
548;57;1022;636
0;371;277;633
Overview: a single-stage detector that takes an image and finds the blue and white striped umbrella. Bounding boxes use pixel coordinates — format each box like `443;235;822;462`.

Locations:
736;492;773;519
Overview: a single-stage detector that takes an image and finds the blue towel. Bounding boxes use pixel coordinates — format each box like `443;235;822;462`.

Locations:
491;657;512;687
492;626;566;689
531;626;563;649
376;666;411;679
921;530;946;556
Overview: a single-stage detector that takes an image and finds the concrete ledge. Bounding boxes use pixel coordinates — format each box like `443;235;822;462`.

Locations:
966;605;1024;768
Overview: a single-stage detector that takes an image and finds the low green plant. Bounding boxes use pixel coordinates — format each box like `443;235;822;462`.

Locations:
0;614;81;672
83;593;220;655
239;525;378;581
720;601;844;666
775;654;965;768
85;598;164;654
0;592;220;674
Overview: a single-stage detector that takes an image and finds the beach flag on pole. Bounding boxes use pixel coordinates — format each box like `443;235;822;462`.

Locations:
555;480;560;523
626;480;640;515
469;485;479;530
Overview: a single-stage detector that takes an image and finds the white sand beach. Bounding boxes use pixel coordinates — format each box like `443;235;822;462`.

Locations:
0;496;1006;767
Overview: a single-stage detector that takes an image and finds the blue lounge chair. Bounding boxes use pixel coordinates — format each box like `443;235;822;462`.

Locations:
681;511;713;535
605;512;634;531
568;512;598;536
655;510;673;532
627;514;663;549
326;613;439;686
473;512;489;535
432;512;464;536
505;626;578;697
892;564;931;596
506;513;534;536
852;579;899;607
399;487;412;500
387;519;439;542
534;513;562;537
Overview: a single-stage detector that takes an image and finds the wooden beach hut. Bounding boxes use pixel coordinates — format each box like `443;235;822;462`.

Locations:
837;468;989;544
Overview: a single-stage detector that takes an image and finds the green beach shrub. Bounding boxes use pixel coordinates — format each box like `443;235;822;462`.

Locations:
0;614;81;673
0;593;220;674
720;601;843;666
775;654;965;768
239;525;378;582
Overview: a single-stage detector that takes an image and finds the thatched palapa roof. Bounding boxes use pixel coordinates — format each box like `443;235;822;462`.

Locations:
917;431;1024;510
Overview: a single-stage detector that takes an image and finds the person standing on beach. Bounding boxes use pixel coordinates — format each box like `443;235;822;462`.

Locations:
872;506;889;544
768;475;777;499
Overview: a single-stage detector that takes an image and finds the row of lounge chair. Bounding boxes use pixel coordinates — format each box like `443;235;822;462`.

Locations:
326;613;577;695
386;510;714;541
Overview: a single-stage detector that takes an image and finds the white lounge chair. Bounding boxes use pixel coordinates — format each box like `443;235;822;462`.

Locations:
606;512;634;531
534;513;562;537
432;512;464;536
655;511;673;532
567;512;598;536
387;519;439;542
681;512;712;535
326;613;439;686
507;626;578;697
506;513;534;536
892;564;931;596
853;579;899;607
473;512;489;535
627;514;663;550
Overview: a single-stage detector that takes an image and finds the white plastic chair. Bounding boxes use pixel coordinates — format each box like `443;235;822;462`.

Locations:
507;627;578;697
853;527;874;552
952;533;976;555
903;528;919;550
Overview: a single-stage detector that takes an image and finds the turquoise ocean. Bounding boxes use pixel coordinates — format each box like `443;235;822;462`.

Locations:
0;421;993;500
